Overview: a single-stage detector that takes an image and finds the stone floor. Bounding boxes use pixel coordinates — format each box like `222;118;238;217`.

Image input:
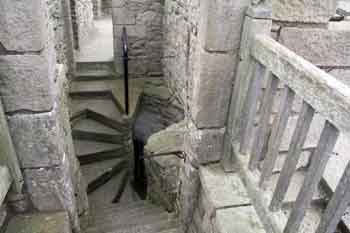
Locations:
76;17;114;63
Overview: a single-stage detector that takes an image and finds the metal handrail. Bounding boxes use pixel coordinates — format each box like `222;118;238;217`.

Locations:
122;27;129;115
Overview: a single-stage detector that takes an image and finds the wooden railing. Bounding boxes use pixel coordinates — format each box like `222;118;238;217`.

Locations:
0;100;23;206
223;6;350;233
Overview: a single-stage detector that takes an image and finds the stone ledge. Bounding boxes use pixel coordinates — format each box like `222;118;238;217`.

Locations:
4;211;71;233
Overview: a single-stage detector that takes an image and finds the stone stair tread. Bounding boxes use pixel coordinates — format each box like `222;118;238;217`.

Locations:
88;169;129;209
73;118;121;136
85;213;178;233
5;211;71;233
80;158;125;186
118;182;141;204
74;139;123;157
157;227;183;233
75;70;117;80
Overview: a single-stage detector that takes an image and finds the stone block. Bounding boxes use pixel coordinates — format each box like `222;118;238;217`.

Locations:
271;0;336;23
199;164;251;211
205;0;250;52
7;107;64;168
0;0;47;52
186;127;225;164
215;206;265;233
5;212;71;233
191;52;236;128
112;0;126;8
112;7;136;25
279;28;350;67
0;46;56;113
328;68;350;87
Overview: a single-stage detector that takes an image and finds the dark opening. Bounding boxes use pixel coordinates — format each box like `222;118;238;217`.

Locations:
132;138;147;200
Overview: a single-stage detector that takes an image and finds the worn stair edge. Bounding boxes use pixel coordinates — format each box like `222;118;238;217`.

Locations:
72;129;129;144
87;160;128;194
85;213;178;233
78;147;130;165
88;205;166;226
74;71;120;81
70;109;88;126
70;90;125;114
86;109;131;131
76;61;115;72
113;170;131;203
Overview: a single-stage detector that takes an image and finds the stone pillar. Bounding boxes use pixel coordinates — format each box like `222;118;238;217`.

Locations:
0;1;86;232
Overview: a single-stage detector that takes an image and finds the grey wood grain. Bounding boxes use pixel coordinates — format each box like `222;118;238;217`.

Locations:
259;87;295;187
269;101;315;211
249;73;279;170
283;121;339;233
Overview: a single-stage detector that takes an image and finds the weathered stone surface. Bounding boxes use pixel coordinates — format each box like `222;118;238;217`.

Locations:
279;28;350;67
191;52;236;128
0;167;12;206
215;206;265;233
205;0;250;52
0;47;56;113
186;126;225;164
75;0;94;46
0;0;47;52
271;0;336;23
328;68;350;87
7;109;64;168
200;164;250;210
5;211;71;233
112;7;136;25
0;205;6;228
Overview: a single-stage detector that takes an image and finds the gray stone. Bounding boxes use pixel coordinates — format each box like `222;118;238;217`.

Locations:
7;108;64;168
279;28;350;67
271;0;336;23
0;0;47;52
199;164;251;210
5;211;71;233
204;0;250;52
191;51;236;128
186;126;225;164
112;7;136;25
0;205;6;228
215;206;265;233
0;46;56;113
0;167;12;206
328;68;350;87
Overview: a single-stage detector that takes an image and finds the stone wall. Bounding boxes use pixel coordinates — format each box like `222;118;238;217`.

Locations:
0;1;87;232
112;0;163;78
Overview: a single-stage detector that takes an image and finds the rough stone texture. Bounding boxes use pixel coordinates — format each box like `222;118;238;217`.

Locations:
0;44;56;113
134;79;184;142
75;0;94;47
0;0;47;52
5;211;71;233
279;28;350;67
0;204;6;228
191;51;236;128
205;0;250;52
112;0;163;78
271;0;336;23
186;124;225;164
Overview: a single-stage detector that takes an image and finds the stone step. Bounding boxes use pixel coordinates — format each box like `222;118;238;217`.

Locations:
4;212;71;233
76;61;115;73
81;158;128;194
87;204;164;226
157;228;183;233
85;211;178;233
69;98;130;130
88;170;130;209
72;118;129;143
74;70;120;81
112;170;130;203
74;139;129;164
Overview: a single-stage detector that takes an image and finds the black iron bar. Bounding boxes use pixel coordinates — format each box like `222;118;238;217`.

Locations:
122;27;129;115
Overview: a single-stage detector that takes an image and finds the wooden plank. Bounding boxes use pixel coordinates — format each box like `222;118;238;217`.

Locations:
284;121;339;233
259;87;295;186
251;35;350;133
249;73;279;170
269;101;315;211
0;166;12;205
316;161;350;233
239;60;265;155
0;101;23;192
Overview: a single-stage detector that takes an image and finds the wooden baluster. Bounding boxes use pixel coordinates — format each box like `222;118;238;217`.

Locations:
316;162;350;233
269;101;315;211
249;73;279;170
284;121;339;233
259;87;295;186
240;60;266;155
